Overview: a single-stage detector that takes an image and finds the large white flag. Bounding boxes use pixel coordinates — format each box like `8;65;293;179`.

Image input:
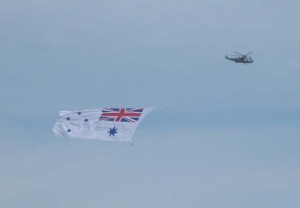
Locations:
52;107;154;142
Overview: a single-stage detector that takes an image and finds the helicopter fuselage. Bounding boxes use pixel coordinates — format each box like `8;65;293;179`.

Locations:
225;56;253;64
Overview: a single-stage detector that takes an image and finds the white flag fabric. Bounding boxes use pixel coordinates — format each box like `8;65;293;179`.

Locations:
52;107;154;142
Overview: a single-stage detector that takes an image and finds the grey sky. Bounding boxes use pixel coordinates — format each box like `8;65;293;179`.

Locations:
0;0;299;208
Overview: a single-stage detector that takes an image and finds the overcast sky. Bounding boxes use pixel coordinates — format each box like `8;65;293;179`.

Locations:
0;0;299;208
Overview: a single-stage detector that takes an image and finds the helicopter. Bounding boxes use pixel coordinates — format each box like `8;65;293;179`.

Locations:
225;52;253;64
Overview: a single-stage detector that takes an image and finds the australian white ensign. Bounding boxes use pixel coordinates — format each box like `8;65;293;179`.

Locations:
52;107;154;142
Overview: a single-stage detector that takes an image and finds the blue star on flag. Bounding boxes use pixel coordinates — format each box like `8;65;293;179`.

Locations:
108;126;118;136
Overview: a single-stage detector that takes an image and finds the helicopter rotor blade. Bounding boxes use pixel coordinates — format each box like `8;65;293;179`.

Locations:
233;52;244;56
246;52;252;56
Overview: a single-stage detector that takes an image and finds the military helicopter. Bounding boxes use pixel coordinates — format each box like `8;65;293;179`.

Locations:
225;52;253;64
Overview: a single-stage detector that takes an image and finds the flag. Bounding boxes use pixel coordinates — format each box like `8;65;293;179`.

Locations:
52;107;154;142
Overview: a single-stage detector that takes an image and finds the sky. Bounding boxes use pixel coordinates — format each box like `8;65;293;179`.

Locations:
0;0;299;207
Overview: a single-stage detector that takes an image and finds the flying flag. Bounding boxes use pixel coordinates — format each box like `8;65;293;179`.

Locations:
52;107;154;142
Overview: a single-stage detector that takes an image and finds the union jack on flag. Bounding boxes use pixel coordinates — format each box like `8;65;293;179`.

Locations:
99;108;144;122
